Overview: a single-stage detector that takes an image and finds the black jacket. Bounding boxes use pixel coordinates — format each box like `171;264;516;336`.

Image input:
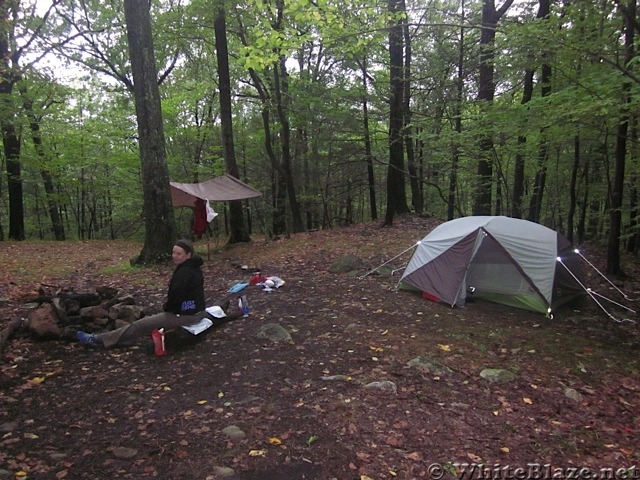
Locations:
163;256;205;315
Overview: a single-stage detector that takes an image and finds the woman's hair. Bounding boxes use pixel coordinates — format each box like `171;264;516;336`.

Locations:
174;239;194;255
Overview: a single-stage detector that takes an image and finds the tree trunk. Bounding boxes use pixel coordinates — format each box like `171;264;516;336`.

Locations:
401;0;421;215
273;56;305;233
2;123;24;240
566;135;581;244
271;0;304;234
0;1;25;241
384;0;410;226
607;0;635;274
21;86;65;240
577;157;589;244
214;5;250;244
627;121;638;253
448;0;465;220
124;0;176;263
359;59;378;221
527;0;552;224
512;69;534;219
472;0;515;216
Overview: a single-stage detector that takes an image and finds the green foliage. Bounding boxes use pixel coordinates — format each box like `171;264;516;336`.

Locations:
2;0;639;250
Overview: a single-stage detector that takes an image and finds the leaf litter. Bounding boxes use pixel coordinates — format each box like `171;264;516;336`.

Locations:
1;216;639;479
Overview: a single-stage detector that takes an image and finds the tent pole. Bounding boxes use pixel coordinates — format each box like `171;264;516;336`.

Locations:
358;242;420;280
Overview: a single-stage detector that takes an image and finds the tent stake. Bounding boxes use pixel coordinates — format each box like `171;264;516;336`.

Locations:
359;242;420;280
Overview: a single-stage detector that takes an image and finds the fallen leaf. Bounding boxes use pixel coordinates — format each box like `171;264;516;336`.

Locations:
467;452;482;462
438;344;451;352
268;437;282;445
307;435;319;446
500;446;510;453
248;449;266;456
197;400;207;405
405;451;422;461
619;397;632;407
523;397;533;405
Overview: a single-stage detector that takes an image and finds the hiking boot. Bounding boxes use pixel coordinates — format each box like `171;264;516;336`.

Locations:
76;331;103;348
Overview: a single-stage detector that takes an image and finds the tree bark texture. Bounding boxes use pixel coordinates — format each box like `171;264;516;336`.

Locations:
384;0;410;226
0;0;25;241
214;5;250;244
472;0;515;216
123;0;176;263
607;0;635;274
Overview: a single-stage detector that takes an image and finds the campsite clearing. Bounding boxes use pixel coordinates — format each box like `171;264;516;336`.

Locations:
1;215;639;479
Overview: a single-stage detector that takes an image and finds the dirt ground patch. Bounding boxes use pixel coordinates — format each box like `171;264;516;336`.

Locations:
1;216;639;479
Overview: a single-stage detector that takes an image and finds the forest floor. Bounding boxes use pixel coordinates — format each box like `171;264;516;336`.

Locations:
1;215;640;480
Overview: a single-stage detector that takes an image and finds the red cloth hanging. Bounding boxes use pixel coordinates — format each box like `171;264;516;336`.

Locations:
192;198;208;236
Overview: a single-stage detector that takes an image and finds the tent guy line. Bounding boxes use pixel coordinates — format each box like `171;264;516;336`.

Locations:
556;257;636;323
358;241;421;280
573;249;638;302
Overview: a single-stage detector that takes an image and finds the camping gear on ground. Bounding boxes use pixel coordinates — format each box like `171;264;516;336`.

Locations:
151;328;166;356
260;276;285;292
398;216;585;316
228;282;248;293
239;295;249;317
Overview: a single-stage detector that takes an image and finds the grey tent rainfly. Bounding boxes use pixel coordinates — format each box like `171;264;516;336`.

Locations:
398;216;585;316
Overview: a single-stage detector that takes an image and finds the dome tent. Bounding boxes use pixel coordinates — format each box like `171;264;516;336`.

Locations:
399;216;584;315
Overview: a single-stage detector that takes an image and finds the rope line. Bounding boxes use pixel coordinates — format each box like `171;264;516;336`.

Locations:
358;242;420;280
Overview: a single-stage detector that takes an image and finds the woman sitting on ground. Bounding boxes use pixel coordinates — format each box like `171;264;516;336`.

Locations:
76;239;215;348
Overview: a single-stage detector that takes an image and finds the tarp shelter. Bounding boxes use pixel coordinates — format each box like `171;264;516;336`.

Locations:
170;173;262;207
399;216;584;314
170;174;263;238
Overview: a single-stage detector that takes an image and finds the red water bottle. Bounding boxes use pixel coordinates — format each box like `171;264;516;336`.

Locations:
151;328;166;356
